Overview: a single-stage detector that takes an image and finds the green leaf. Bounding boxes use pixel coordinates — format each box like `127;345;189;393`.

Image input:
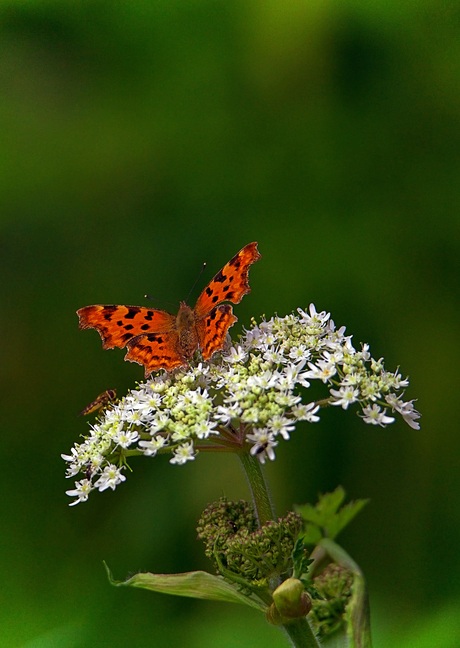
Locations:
301;524;323;546
296;487;369;542
324;499;370;540
291;537;312;579
104;563;267;612
296;487;345;526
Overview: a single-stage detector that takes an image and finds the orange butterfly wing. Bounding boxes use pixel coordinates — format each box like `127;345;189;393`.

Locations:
125;331;185;375
77;305;175;349
197;304;238;360
194;242;261;318
77;242;260;374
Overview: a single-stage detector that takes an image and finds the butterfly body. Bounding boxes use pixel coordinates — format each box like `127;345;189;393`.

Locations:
77;242;260;375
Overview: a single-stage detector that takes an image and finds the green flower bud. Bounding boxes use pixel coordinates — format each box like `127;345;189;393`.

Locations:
267;578;312;625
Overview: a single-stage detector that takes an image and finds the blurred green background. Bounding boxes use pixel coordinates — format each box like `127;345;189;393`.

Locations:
1;1;459;646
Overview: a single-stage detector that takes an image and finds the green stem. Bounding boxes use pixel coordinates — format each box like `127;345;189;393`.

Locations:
237;452;276;525
282;618;322;648
238;453;322;648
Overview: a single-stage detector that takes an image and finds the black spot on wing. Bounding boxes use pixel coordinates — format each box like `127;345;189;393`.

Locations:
229;254;241;268
213;270;227;283
125;307;139;319
102;305;117;321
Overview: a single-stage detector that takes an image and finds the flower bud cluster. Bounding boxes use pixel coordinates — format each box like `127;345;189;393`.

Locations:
196;498;258;561
197;498;302;586
310;563;353;638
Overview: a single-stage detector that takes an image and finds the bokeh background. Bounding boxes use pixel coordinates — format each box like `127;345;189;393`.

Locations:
1;1;459;646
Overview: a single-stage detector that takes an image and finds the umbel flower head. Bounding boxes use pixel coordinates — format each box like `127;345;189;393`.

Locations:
63;304;420;505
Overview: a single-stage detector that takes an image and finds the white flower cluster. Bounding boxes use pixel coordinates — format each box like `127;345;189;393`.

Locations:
64;304;420;505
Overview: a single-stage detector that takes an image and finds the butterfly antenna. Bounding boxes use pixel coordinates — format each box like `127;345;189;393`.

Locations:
144;294;177;309
186;262;207;303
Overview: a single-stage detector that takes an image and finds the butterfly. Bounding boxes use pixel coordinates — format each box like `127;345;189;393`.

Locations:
79;389;117;416
77;242;261;376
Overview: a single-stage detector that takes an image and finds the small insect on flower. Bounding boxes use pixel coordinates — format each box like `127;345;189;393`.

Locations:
80;389;117;416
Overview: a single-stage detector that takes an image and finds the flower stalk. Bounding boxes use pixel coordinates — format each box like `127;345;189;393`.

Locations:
238;450;275;526
282;618;322;648
237;452;321;648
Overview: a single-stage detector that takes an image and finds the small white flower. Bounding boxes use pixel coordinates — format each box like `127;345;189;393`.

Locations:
359;344;371;361
322;348;344;364
146;376;171;393
288;345;310;361
381;367;409;391
170;442;196;465
294;402;320;422
341;372;363;387
358;376;382;401
94;464;126;491
187;388;211;407
215;404;242;424
104;408;123;425
399;406;421;430
297;303;331;327
371;357;385;373
305;360;337;383
192;419;218;439
274;364;294;385
149;412;170;433
122;408;144;425
223;345;247;364
113;428;140;449
263;348;287;364
330;385;360;410
247;371;278;390
139;435;168;456
273;392;301;407
247;429;278;464
385;395;421;430
189;362;210;378
291;402;319;422
61;448;82;476
66;479;93;506
267;414;295;439
360;404;395;427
